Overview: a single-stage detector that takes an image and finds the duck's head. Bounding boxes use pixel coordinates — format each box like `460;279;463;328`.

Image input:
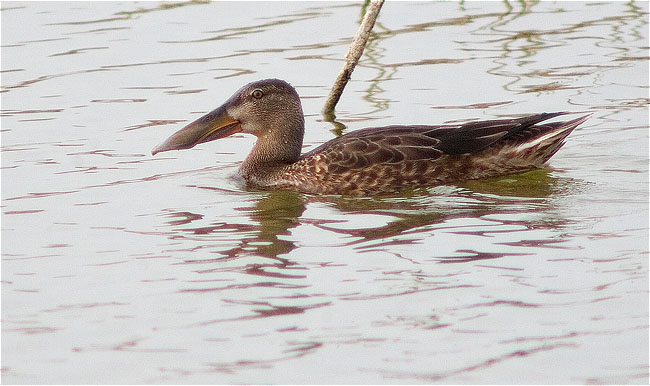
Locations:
152;79;305;157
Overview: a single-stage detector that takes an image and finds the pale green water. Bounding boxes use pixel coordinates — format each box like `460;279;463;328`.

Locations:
2;1;648;384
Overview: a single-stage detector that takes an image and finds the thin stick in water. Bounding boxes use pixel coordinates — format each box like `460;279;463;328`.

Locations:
322;0;384;114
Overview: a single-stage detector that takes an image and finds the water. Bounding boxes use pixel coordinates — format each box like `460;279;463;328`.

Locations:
2;1;648;384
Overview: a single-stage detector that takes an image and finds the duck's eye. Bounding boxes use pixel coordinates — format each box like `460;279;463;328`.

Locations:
252;89;264;99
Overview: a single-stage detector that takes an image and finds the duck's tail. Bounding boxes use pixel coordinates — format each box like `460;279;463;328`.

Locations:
463;113;589;180
501;113;590;166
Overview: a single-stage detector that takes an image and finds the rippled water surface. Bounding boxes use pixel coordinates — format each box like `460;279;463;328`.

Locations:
2;1;648;384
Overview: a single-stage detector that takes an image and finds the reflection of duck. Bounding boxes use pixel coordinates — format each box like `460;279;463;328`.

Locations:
152;79;589;196
167;190;306;262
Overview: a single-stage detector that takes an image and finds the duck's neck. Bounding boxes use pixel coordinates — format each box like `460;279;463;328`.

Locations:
239;116;305;179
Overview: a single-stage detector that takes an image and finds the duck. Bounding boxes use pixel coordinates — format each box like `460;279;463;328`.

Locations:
152;78;588;196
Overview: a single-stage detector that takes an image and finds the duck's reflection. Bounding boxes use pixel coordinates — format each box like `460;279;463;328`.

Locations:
248;190;306;258
164;169;580;267
164;189;307;279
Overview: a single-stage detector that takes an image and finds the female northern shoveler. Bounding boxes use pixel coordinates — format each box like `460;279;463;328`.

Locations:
152;78;588;195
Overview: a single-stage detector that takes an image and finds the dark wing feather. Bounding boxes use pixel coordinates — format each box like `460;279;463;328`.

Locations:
301;112;568;170
432;112;567;155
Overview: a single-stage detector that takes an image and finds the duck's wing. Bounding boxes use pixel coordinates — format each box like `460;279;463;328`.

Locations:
302;112;570;171
303;126;446;171
430;112;569;155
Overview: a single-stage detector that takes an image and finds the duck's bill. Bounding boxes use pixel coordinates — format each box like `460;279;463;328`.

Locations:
151;105;241;155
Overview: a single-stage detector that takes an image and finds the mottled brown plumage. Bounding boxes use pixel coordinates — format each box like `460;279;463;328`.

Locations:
152;79;589;196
